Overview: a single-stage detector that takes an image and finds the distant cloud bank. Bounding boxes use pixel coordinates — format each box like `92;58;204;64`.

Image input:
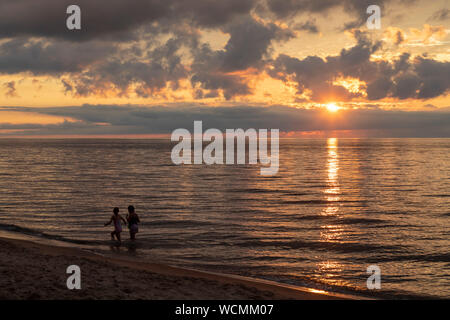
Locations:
1;104;449;137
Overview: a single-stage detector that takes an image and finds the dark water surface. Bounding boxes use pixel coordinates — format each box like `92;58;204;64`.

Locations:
0;138;448;298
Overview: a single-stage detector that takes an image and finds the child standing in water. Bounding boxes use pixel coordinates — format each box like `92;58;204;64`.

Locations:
126;205;140;240
105;207;127;242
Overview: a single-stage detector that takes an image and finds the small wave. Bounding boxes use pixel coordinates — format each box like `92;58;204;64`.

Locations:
290;215;384;225
375;252;450;263
227;188;279;194
423;194;450;198
237;239;402;253
281;199;368;205
289;214;333;221
0;223;95;245
150;219;217;228
339;217;384;225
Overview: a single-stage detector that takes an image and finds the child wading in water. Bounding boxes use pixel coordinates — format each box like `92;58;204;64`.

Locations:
126;205;140;240
105;207;127;242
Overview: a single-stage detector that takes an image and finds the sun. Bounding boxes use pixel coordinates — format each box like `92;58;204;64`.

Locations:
326;103;340;112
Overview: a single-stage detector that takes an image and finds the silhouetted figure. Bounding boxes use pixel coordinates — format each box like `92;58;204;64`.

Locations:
104;207;127;242
126;205;140;240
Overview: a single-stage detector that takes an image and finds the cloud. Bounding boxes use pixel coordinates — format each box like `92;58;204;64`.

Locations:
221;17;294;71
2;15;293;100
409;24;447;44
429;8;449;21
269;30;450;102
0;0;448;104
171;0;258;28
294;19;320;34
264;0;421;31
384;27;406;45
190;16;294;99
383;24;448;48
3;81;18;97
0;0;258;41
265;0;347;18
62;35;189;97
0;0;405;41
413;56;450;99
0;38;116;75
0;0;165;41
268;30;381;102
1;104;449;137
265;0;387;23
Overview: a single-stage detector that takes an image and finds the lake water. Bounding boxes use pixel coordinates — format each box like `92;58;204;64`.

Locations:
0;138;448;298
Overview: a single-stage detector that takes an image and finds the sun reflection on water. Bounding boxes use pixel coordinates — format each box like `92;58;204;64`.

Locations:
323;138;341;211
316;138;348;287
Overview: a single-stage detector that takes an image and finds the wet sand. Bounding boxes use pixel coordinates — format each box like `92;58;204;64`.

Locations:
0;236;358;300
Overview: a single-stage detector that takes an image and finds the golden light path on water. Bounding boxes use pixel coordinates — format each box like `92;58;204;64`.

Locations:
316;138;348;287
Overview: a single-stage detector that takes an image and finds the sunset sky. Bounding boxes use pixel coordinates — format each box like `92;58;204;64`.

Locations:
0;0;449;137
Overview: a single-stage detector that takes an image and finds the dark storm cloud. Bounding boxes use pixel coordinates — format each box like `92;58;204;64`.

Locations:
0;0;447;103
1;104;449;137
366;77;393;100
10;14;293;99
265;0;418;30
265;0;340;18
365;56;450;100
221;16;294;71
269;31;450;102
191;71;252;100
171;0;258;28
0;0;168;41
414;57;450;99
190;16;294;99
266;0;383;20
0;0;402;41
63;35;190;96
0;0;258;41
0;38;116;75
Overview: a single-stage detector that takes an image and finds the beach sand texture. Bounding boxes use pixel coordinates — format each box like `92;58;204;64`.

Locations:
0;237;357;300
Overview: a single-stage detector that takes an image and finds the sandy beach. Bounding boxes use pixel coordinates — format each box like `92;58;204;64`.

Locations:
0;236;357;300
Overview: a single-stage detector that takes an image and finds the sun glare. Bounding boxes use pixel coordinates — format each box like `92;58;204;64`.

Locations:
326;103;340;112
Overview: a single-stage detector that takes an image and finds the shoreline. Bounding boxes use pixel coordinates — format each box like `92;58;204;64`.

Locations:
0;234;365;300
